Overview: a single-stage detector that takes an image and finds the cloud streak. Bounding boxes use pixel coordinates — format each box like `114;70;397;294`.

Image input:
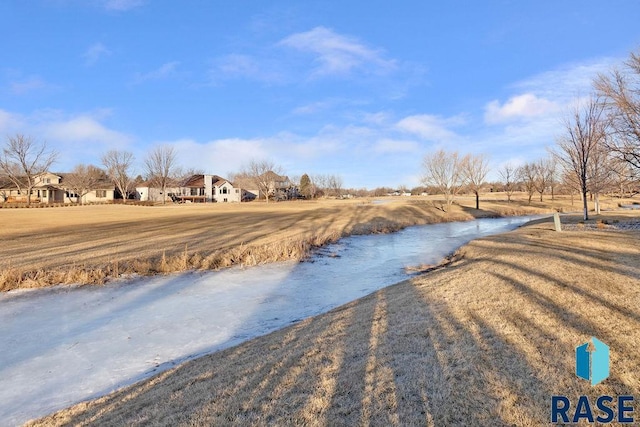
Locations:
83;43;111;66
209;54;284;85
279;26;396;78
44;115;133;148
395;114;464;144
133;62;180;83
102;0;145;11
9;76;51;95
484;93;560;124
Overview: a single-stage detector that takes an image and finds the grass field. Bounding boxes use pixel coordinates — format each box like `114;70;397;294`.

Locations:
29;212;640;426
1;192;601;292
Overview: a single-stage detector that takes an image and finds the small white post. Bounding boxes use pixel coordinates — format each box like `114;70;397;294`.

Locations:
553;212;562;232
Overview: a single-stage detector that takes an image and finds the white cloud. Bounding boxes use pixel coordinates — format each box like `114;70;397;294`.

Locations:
361;112;392;126
10;76;50;95
210;54;283;85
0;108;136;170
169;138;270;175
133;62;180;83
373;139;420;154
484;93;560;124
44;115;133;148
279;26;396;77
0;109;24;133
292;100;333;115
83;43;111;66
102;0;145;11
216;54;258;76
514;58;617;102
395;114;464;143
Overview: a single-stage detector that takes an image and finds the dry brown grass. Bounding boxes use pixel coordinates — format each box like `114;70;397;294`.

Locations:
0;193;573;292
29;211;640;426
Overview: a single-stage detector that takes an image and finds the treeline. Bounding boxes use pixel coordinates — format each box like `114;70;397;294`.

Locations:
419;48;640;217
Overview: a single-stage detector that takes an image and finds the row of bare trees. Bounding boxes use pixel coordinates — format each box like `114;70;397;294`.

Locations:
554;48;640;220
298;173;344;199
0;135;305;205
421;150;490;211
505;158;559;204
422;49;640;219
0;137;180;205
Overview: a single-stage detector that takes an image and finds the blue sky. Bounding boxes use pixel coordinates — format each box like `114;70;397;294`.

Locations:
2;1;640;188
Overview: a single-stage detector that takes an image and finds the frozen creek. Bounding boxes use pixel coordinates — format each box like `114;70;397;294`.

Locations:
0;215;539;426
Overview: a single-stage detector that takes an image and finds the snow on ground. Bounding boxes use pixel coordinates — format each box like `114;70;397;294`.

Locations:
0;216;536;426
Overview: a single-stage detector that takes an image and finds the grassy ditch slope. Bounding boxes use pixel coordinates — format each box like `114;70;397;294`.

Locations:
31;212;640;426
0;196;553;292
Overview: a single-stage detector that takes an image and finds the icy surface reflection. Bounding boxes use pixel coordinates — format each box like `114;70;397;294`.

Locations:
0;215;539;425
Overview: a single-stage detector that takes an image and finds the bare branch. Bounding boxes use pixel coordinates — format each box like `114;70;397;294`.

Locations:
554;97;608;219
421;149;463;212
240;160;286;202
145;145;178;204
595;49;640;171
0;134;58;206
64;164;106;204
498;163;517;202
101;150;135;201
460;153;490;209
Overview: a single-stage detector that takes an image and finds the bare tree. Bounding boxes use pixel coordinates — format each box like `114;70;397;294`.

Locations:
533;157;556;202
0;134;58;206
101;150;135;201
64;164;106;204
587;142;615;215
241;159;284;203
595;49;640;172
610;157;639;197
177;167;206;182
561;169;581;207
554;97;608;220
311;174;328;197
327;174;344;198
460;153;490;209
517;162;538;204
422;149;463;212
145;145;178;204
498;163;517;203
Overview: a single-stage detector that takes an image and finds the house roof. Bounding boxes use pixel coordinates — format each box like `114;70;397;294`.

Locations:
213;179;230;187
181;174;229;188
0;173;115;190
56;173;114;190
261;170;289;182
182;174;205;188
136;177;182;188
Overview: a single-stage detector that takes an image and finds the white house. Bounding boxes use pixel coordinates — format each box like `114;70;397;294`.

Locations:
0;172;115;204
136;174;257;203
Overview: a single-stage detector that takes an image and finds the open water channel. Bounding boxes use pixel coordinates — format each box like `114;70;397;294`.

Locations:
0;215;542;425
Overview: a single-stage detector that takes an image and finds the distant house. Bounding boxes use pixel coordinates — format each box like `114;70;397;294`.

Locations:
212;177;243;203
136;174;257;203
0;172;115;204
261;171;297;200
135;178;182;203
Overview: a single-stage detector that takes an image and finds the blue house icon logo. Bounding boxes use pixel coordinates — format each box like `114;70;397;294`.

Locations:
576;337;610;386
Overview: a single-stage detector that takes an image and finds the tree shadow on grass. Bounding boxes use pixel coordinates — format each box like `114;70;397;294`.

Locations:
36;275;558;426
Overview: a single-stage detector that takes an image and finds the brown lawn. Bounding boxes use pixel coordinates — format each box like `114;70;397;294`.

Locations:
28;211;640;426
0;193;583;291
